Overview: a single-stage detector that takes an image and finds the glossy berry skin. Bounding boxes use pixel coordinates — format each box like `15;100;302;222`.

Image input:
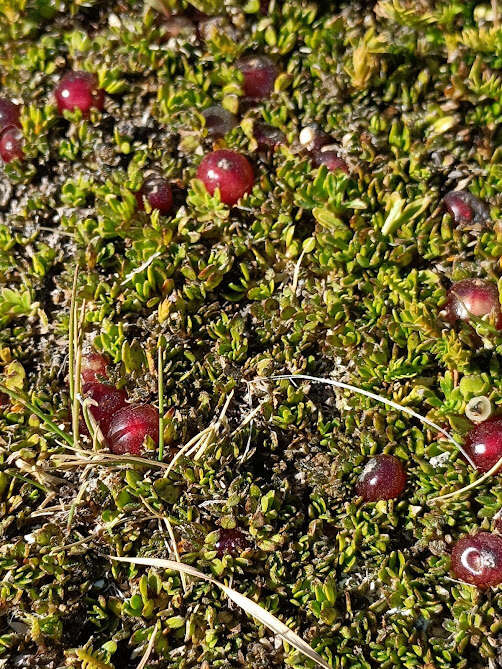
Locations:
446;279;502;329
197;149;254;206
0;98;20;134
82;382;128;435
136;176;173;215
237;56;278;99
106;404;159;455
215;528;249;556
312;149;349;174
356;454;407;502
0;127;24;163
81;352;109;384
55;71;105;115
254;122;285;150
451;532;502;588
464;416;502;472
444;190;488;225
202;105;237;138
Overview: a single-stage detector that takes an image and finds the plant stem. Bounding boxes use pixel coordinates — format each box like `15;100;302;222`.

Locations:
158;341;164;461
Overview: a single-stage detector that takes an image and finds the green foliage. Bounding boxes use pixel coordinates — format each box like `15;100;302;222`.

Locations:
0;288;36;325
0;0;501;668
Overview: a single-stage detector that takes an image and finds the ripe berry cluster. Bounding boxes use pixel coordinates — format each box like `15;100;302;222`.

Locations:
2;62;500;572
80;352;159;456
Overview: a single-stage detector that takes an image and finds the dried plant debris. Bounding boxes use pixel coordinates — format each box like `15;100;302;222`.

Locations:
1;0;502;667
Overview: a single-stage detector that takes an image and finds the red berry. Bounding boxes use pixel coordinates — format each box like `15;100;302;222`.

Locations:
446;279;502;328
254;122;285;150
82;382;128;435
0;98;20;134
451;532;502;588
215;528;249;556
202;105;237;138
81;352;109;384
464;417;502;472
356;454;407;501
312;149;349;174
197;149;254;206
106;404;159;455
237;56;278;99
0;127;24;163
444;190;489;225
55;71;105;115
136;176;173;215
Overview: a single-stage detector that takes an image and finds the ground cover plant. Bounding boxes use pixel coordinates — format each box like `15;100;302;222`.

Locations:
0;0;502;666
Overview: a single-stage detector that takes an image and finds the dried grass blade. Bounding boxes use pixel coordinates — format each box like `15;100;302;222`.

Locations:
139;496;188;592
137;620;160;669
54;452;172;470
110;556;331;669
269;374;476;468
68;266;78;404
158;342;164;462
72;298;86;448
69;267;80;445
431;454;502;502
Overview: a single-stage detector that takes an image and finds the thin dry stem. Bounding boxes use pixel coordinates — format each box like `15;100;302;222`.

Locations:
53;451;172;470
140;496;187;592
431;454;502;503
267;374;476;468
137;620;160;669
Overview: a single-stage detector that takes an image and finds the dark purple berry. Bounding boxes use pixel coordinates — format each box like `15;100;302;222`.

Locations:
356;454;407;501
237;56;278;99
254;122;285;150
106;404;159;455
312;149;349;174
215;528;249;556
197;149;254;206
202;106;237;138
445;279;502;329
0;127;24;163
136;176;173;215
443;190;489;225
451;532;502;588
55;71;105;115
464;417;502;472
0;98;20;134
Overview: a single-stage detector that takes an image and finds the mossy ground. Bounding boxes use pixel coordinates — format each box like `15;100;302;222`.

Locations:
0;0;502;667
